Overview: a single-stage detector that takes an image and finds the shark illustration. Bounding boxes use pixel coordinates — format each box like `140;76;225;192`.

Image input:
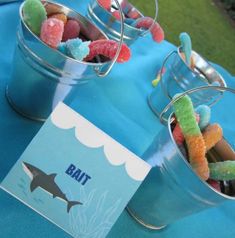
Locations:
22;162;82;213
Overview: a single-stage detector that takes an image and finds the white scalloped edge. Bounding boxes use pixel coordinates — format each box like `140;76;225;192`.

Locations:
50;102;151;181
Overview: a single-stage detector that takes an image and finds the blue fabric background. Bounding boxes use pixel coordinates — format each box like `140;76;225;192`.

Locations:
0;1;235;237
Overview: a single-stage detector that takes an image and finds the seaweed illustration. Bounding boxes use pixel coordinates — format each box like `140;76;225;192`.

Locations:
68;187;122;238
17;178;28;197
33;197;44;204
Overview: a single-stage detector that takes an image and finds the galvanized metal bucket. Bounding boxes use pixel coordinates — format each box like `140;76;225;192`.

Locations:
87;0;158;45
148;48;227;124
6;0;124;121
128;86;235;230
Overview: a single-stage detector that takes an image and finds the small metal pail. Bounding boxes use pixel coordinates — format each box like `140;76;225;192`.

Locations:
87;0;158;45
128;86;235;230
6;0;124;121
148;48;227;124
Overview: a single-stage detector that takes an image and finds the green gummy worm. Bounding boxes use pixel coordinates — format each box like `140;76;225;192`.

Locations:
209;161;235;180
173;95;200;136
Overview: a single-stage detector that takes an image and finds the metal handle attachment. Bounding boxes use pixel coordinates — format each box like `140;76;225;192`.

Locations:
95;0;125;77
159;85;235;124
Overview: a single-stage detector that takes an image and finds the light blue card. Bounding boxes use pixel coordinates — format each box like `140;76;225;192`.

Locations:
1;102;151;238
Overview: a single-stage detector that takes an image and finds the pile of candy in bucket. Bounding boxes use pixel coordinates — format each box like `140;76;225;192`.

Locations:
97;0;165;43
23;0;131;63
172;94;235;195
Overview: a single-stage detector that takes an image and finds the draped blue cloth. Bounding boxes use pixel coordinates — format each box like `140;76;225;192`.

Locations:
0;1;235;237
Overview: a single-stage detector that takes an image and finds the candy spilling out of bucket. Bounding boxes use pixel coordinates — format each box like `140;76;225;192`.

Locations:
6;0;129;121
148;33;227;124
127;86;235;230
87;0;164;45
149;50;227;124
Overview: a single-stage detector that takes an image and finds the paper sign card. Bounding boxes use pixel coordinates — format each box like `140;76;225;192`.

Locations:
1;102;151;238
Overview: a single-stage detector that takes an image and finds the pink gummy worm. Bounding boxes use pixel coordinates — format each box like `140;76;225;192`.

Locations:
85;40;131;63
173;114;200;146
97;0;111;10
127;10;140;19
135;17;164;43
112;10;121;20
207;179;221;192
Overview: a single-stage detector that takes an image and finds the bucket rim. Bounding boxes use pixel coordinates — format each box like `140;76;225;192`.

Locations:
168;113;235;200
19;0;112;67
176;47;227;88
91;0;147;33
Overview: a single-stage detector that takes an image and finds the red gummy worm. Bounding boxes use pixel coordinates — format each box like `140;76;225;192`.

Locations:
97;0;111;10
85;40;131;63
135;17;164;43
112;10;121;20
173;114;200;146
127;9;140;19
207;179;221;192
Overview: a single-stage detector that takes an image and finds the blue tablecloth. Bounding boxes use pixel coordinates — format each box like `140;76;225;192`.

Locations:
1;1;235;237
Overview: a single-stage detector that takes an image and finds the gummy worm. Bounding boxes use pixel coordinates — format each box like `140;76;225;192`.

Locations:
173;113;199;146
180;52;195;70
85;40;131;63
179;32;192;66
127;9;140;19
195;105;211;131
152;67;166;87
173;95;209;180
112;10;121;20
207;179;221;192
202;124;223;151
49;13;67;25
173;122;223;157
97;0;111;10
209;161;235;180
134;17;164;43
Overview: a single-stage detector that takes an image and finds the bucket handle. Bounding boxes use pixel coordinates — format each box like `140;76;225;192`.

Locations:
139;0;159;37
95;0;125;77
159;50;178;100
159;85;235;124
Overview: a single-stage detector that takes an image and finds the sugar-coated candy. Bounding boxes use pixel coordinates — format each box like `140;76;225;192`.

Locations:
207;179;221;192
180;52;195;69
173;95;209;180
49;13;67;25
44;4;61;16
134;17;164;43
209;161;235;180
57;42;67;54
195;105;211;131
62;20;80;42
152;67;166;87
66;39;90;61
173;114;200;146
40;18;64;48
179;32;192;66
112;10;121;20
173;123;185;146
152;72;161;87
127;9;140;19
213;138;235;161
23;0;47;35
203;124;223;151
85;40;131;63
97;0;111;10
